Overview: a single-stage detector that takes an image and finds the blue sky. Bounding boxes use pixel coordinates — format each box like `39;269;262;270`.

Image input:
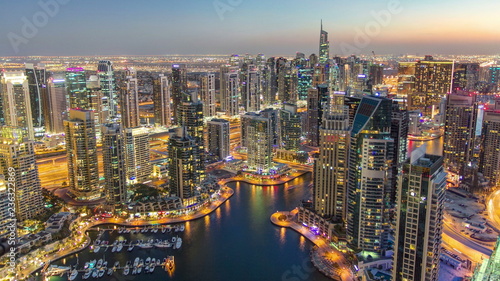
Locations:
1;0;499;56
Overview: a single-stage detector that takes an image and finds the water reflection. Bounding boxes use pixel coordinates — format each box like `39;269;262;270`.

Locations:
408;136;444;156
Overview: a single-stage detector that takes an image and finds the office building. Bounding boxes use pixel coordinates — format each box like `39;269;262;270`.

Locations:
64;109;100;201
393;148;446;281
241;64;261;112
1;71;35;140
102;123;127;206
124;127;151;184
390;101;409;203
207;119;230;161
153;74;172;127
201;73;216;118
347;96;394;253
279;103;302;151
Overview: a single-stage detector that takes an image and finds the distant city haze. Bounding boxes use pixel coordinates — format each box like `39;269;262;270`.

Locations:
1;0;500;56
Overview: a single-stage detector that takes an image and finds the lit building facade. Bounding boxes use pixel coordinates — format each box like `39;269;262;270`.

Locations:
207;119;230;161
66;67;89;110
246;116;273;173
120;74;140;129
479;110;500;187
97;60;117;119
201;73;216;118
46;77;68;134
124;127;151;184
153;74;171;127
102;123;127;206
220;65;240;116
25;63;48;138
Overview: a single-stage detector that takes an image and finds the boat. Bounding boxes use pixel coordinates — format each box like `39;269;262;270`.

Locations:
133;257;139;267
156;259;162;266
171;236;177;243
118;228;123;234
98;268;105;278
145;257;151;267
93;246;100;253
151;258;156;266
116;243;123;252
131;267;137;275
139;259;144;268
179;225;185;231
128;244;134;252
82;269;91;280
166;256;174;270
107;267;113;275
144;265;150;273
94;240;101;245
123;265;130;275
92;269;98;278
96;259;103;268
175;237;182;249
89;260;96;268
68;269;78;281
161;227;166;233
102;261;108;268
139;243;153;249
113;261;120;268
111;245;117;252
137;266;142;274
84;262;89;269
155;241;171;248
149;264;155;273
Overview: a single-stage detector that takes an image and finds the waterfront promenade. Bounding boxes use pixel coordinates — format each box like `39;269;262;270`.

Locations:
271;210;355;281
10;187;234;280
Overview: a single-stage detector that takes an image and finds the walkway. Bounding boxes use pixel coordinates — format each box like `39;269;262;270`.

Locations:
12;187;234;280
270;210;355;281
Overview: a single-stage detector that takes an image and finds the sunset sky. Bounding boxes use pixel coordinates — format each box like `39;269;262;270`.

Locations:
1;0;499;56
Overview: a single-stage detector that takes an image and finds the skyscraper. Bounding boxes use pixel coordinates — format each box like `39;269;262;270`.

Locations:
124;127;151;184
66;67;89;110
246;116;273;173
306;88;320;147
120;74;140;128
313;93;350;220
64;109;100;201
390;101;409;203
220;65;240;116
207;119;230;161
319;20;330;65
472;237;500;280
479;109;500;187
102;123;127;206
25;63;48;138
393;148;446;281
168;127;201;204
97;60;117;119
241;64;261;112
171;64;188;123
46;77;67;134
178;94;205;180
443;93;477;176
0;128;44;220
201;73;216;118
279;103;302;151
347;96;394;253
153;74;172;128
1;71;35;140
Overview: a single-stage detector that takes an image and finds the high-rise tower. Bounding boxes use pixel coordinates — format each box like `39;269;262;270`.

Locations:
124;127;151;184
393;147;446;281
201;73;216;118
171;64;188;123
66;67;89;110
97;60;116;119
102;123;127;206
319;20;330;65
153;74;171;128
25;63;48;138
207;119;230;161
120;73;140;129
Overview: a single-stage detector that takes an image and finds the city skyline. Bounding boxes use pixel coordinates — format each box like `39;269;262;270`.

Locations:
1;0;500;57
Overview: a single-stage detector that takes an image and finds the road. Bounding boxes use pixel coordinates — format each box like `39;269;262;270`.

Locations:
442;222;492;264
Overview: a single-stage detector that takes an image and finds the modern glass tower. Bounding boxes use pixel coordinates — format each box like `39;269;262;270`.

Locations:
1;71;35;140
97;60;116;119
246;116;273;173
102;123;127;207
124;127;151;184
479;109;500;187
120;73;140;129
393;147;446;281
347;96;394;253
64;109;100;201
66;67;88;110
171;64;188;123
220;65;240;116
241;64;261;112
279;103;302;151
319;20;330;65
25;63;48;138
153;74;172;128
46;77;67;134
